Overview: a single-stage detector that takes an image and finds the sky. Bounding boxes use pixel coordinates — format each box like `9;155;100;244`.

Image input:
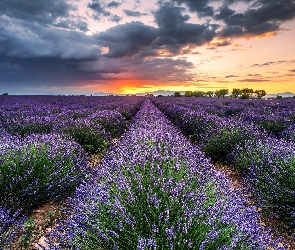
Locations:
0;0;295;95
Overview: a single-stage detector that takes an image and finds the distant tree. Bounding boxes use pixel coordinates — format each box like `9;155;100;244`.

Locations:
254;89;266;99
232;88;242;99
157;94;163;97
184;91;193;97
215;89;229;98
174;92;181;97
193;91;206;97
205;91;214;97
241;88;254;99
2;93;8;95
277;95;282;99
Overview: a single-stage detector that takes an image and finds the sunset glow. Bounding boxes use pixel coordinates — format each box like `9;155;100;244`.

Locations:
0;0;295;95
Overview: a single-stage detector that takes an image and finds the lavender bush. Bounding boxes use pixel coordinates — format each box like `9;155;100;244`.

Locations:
49;100;279;249
3;115;55;137
0;133;89;209
202;122;266;162
0;207;26;249
232;138;295;227
57;118;111;154
88;110;127;138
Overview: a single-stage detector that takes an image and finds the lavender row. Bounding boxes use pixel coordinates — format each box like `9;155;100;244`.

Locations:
152;97;295;228
0;133;89;247
152;97;295;139
47;100;281;249
0;96;144;247
0;96;144;154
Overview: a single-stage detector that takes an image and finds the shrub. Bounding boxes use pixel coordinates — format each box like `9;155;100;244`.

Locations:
50;100;275;249
0;207;26;248
0;133;89;208
88;110;126;138
202;122;264;163
232;138;295;227
58;118;111;154
4;116;55;137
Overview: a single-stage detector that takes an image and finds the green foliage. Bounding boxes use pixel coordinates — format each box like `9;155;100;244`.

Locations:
174;92;182;97
20;217;36;249
202;127;252;162
215;89;229;98
232;88;242;99
205;91;214;97
233;144;295;225
184;91;193;97
255;120;289;136
6;121;52;137
0;136;87;208
193;91;206;97
62;123;109;154
254;90;266;99
72;143;240;249
242;88;253;99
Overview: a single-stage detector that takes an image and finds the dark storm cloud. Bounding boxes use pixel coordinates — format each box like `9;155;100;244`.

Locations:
87;1;111;19
123;9;148;17
107;1;121;8
55;19;89;32
109;15;122;23
0;17;101;60
0;62;21;73
94;3;217;58
173;0;214;17
215;1;295;38
94;21;159;58
0;0;75;25
154;3;217;47
131;58;195;82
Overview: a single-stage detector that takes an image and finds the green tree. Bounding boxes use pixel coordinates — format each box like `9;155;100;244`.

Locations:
174;92;181;97
254;90;266;99
193;91;206;97
232;88;242;99
215;89;229;98
241;88;253;99
205;91;214;97
184;91;193;97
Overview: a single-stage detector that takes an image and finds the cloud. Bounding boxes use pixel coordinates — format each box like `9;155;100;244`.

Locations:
0;62;21;72
55;19;89;32
87;1;111;19
123;9;148;17
215;1;295;38
289;69;295;72
0;16;101;60
239;78;270;82
107;1;121;8
94;21;159;58
225;75;238;78
154;3;217;51
0;0;75;25
109;14;122;23
250;60;294;67
172;0;214;17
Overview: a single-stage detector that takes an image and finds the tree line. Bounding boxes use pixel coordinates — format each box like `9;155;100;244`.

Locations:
173;88;266;99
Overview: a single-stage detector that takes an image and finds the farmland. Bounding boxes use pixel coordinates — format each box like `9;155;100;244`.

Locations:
0;96;295;249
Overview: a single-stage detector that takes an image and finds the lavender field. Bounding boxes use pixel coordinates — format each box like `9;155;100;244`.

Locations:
0;96;295;249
